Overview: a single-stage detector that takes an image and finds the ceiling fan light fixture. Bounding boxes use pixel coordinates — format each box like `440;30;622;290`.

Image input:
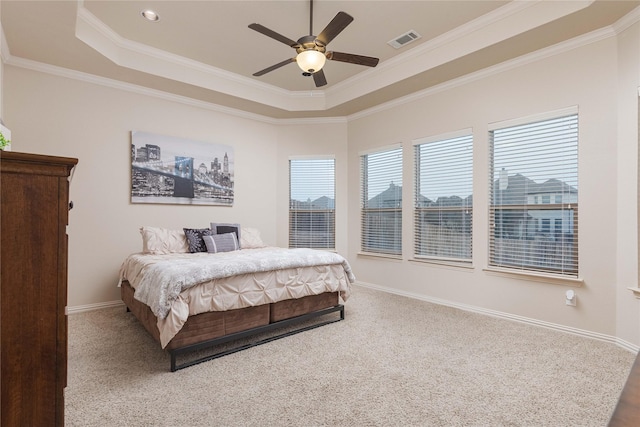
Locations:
296;50;326;73
249;1;378;87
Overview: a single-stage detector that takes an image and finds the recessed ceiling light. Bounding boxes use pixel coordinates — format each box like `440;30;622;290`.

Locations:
141;9;160;22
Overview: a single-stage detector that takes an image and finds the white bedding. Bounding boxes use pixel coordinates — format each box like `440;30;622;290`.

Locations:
118;247;355;347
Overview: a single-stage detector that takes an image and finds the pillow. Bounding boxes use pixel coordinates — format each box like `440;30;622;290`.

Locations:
210;222;241;246
183;228;214;253
240;227;266;249
140;227;190;254
203;233;239;253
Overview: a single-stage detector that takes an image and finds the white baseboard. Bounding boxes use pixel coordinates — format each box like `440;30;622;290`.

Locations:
354;281;640;354
68;284;640;354
67;300;124;314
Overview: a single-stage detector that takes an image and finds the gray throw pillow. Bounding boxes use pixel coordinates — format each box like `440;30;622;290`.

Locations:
210;222;241;248
203;233;239;253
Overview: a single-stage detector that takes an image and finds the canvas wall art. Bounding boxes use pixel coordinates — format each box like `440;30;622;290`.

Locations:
131;131;234;205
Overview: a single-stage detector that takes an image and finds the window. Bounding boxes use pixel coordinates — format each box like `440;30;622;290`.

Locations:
489;111;578;276
289;157;335;249
414;131;473;262
361;146;403;255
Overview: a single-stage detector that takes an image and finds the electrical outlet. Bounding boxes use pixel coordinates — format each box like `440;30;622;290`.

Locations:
565;290;576;306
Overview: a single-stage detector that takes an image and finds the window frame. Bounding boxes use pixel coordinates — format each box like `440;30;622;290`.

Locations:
488;107;579;278
288;156;336;250
413;129;474;264
360;145;403;257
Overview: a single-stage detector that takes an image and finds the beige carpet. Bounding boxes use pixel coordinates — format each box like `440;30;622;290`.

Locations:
66;285;635;426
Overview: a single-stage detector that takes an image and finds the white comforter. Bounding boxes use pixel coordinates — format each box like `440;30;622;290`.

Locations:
119;247;355;320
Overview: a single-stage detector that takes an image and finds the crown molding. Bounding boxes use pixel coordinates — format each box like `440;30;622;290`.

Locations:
5;54;347;126
0;21;9;64
5;55;282;124
611;5;640;34
348;23;616;121
73;0;593;113
4;18;620;126
5;2;633;125
327;0;594;108
75;5;328;113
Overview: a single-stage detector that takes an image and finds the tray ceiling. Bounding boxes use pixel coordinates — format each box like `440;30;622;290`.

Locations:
1;1;638;119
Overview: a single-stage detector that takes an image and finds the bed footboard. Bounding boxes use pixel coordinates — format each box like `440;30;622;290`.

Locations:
169;303;344;371
120;281;344;371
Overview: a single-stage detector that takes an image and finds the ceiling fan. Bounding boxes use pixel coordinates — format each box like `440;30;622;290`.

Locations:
248;0;379;87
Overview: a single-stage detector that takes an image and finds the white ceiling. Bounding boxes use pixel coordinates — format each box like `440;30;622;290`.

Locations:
1;1;639;119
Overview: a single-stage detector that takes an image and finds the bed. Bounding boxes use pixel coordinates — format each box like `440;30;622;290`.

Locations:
118;225;354;371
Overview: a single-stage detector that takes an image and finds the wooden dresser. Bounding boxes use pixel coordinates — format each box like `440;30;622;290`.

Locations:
1;151;77;426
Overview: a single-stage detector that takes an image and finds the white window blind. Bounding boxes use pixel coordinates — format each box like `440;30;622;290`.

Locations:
361;146;403;255
414;132;473;262
489;113;578;276
289;158;335;249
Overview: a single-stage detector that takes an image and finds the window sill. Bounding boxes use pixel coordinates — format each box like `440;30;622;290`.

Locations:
357;252;403;261
409;258;474;271
483;267;584;287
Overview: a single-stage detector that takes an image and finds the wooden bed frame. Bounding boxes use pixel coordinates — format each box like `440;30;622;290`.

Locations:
121;280;344;371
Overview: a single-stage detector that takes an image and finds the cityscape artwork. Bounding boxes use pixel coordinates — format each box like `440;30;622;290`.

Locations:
131;131;234;206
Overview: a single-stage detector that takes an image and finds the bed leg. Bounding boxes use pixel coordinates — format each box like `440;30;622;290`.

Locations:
170;353;177;372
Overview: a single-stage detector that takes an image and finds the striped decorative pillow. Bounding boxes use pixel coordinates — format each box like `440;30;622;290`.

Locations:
203;233;239;253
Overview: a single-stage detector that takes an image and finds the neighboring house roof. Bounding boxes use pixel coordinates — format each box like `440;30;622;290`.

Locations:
367;183;402;208
311;196;335;209
291;195;335;210
494;174;577;205
527;178;578;195
293;175;575;208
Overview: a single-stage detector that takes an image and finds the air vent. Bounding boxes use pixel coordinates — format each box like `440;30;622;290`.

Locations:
387;30;422;49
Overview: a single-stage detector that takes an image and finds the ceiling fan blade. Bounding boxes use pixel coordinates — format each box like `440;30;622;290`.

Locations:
313;69;327;87
248;23;299;47
327;51;379;67
316;12;353;46
253;58;296;76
